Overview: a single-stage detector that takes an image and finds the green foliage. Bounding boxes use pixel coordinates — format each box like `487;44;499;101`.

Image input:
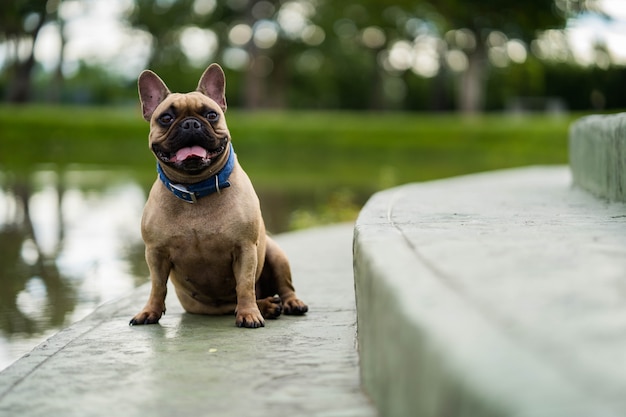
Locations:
431;0;563;38
123;0;571;112
0;105;575;195
289;189;362;230
0;104;148;169
227;110;574;191
0;0;617;113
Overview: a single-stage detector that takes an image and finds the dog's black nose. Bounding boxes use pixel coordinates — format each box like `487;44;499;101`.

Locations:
181;117;202;131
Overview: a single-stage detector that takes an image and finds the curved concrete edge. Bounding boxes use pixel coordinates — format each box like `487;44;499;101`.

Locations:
569;113;626;201
0;288;145;396
353;167;623;417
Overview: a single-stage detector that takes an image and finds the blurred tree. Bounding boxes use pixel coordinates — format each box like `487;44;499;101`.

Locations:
0;0;61;102
125;0;608;111
0;0;617;110
129;0;312;109
48;1;66;102
311;1;412;109
127;0;206;91
408;0;605;113
130;0;254;106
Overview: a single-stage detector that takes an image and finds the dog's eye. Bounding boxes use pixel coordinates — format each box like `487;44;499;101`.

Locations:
158;114;174;126
206;111;219;123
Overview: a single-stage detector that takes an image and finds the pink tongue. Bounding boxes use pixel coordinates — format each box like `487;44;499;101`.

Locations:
173;146;208;162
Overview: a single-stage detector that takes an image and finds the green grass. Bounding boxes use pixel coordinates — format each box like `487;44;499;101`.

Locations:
227;111;575;189
0;104;578;195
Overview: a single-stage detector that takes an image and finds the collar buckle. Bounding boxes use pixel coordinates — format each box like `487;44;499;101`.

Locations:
169;183;198;203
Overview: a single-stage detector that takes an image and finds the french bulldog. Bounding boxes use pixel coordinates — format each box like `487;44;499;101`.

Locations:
129;63;308;328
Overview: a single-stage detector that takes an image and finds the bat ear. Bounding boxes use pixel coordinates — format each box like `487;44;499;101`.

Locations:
197;63;227;112
138;70;170;121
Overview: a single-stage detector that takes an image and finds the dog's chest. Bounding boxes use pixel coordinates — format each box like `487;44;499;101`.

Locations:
143;182;261;264
146;201;247;251
149;209;246;285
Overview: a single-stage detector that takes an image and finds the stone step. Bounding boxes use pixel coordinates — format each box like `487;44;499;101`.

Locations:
354;166;626;417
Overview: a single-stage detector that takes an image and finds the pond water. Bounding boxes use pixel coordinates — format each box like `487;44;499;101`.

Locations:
0;166;364;370
0;168;147;369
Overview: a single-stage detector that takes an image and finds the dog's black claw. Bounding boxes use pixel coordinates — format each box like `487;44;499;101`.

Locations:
236;318;265;328
129;316;160;326
285;305;308;315
267;305;282;320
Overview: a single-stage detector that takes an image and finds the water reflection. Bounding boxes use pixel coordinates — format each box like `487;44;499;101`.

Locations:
0;168;147;369
0;166;366;370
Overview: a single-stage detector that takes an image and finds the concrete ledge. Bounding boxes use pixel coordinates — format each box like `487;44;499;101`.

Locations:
0;224;377;417
353;166;626;417
570;113;626;201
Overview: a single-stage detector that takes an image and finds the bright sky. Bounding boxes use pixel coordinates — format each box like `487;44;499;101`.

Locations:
6;0;626;80
567;0;626;66
33;0;151;78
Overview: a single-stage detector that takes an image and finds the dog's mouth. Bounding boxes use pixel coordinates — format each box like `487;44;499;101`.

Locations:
154;140;227;172
167;144;225;163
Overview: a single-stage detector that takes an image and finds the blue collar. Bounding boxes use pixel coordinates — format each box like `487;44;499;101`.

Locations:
157;143;235;203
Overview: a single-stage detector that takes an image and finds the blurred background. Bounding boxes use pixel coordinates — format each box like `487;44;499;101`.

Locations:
2;0;626;110
0;0;624;369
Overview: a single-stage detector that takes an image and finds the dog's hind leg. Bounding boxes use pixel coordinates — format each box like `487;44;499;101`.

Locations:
257;236;308;315
256;295;283;319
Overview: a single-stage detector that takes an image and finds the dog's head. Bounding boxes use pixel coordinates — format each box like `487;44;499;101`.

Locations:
138;63;230;176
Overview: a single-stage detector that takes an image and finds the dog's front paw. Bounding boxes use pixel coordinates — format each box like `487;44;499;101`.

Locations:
129;309;163;326
235;307;265;328
283;297;308;315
